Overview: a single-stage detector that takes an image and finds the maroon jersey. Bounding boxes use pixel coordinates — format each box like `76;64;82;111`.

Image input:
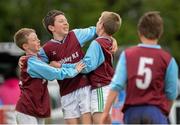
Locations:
88;38;114;89
43;31;89;96
123;46;172;115
16;55;50;118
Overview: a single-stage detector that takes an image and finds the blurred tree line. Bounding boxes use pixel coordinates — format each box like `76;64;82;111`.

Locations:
0;0;179;63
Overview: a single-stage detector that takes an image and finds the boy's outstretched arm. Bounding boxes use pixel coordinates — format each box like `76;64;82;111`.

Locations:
73;26;96;47
81;40;105;73
27;56;83;81
49;61;85;72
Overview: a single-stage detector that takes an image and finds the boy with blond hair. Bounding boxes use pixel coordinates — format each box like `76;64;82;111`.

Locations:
81;11;122;124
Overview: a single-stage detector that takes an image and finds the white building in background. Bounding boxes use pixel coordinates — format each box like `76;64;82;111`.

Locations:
0;42;24;56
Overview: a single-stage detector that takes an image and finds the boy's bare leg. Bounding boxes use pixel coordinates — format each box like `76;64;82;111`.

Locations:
80;112;92;124
93;112;111;124
65;118;80;124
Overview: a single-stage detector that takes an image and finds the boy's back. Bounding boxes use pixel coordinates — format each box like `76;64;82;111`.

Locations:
124;45;172;115
88;37;114;90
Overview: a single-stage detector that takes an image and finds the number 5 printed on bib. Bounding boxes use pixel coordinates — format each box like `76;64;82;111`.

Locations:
136;57;154;89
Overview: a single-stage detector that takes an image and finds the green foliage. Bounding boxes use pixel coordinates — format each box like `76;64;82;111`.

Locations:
0;0;179;63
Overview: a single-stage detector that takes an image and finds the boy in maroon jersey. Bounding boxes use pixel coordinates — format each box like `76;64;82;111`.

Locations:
40;10;97;124
100;11;179;124
14;28;85;124
81;11;122;124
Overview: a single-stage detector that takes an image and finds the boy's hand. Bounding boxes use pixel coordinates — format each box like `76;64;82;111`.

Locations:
18;56;26;69
111;37;118;54
49;61;61;68
75;61;85;73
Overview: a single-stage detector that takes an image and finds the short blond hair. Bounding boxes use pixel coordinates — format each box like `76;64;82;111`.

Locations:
14;28;35;50
100;11;122;35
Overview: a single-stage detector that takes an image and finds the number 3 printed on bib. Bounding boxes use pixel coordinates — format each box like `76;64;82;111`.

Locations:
136;57;154;89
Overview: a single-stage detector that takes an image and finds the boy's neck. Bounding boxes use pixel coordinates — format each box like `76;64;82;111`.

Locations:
53;33;65;41
140;36;158;45
98;31;111;38
98;32;112;42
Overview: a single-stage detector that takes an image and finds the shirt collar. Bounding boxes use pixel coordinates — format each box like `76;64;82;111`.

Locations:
97;36;112;42
138;43;161;49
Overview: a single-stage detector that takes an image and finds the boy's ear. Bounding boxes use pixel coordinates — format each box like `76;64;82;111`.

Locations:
101;23;105;30
48;25;54;32
22;43;28;50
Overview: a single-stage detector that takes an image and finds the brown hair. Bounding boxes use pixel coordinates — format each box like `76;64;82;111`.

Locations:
14;28;35;50
100;11;122;35
138;11;163;39
42;10;65;35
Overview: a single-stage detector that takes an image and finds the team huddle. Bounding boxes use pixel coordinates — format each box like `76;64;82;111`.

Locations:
13;10;178;124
